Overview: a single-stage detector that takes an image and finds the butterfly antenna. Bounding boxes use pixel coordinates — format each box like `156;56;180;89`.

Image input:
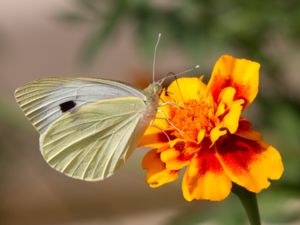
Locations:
152;33;162;83
174;64;200;77
159;64;200;85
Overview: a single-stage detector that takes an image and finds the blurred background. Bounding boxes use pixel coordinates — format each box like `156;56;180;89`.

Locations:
0;0;300;224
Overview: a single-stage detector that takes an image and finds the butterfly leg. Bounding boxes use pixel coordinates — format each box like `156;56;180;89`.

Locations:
149;119;171;142
158;101;183;108
156;109;185;135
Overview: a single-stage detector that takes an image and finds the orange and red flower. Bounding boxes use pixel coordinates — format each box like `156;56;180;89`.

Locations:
140;55;284;201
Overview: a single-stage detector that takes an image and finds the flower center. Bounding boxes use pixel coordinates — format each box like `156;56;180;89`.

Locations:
170;99;217;141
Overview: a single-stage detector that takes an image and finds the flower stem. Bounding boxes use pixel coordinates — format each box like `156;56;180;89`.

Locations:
232;184;261;225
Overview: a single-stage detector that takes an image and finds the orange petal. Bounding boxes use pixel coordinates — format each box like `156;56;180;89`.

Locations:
216;134;284;193
154;90;174;129
222;99;244;134
236;119;262;141
207;55;260;108
167;77;206;103
210;90;244;145
139;127;168;148
182;171;194;201
215;87;236;117
215;86;243;134
160;148;189;170
160;148;180;162
168;138;185;148
182;151;232;201
210;126;227;146
197;130;205;143
142;149;178;188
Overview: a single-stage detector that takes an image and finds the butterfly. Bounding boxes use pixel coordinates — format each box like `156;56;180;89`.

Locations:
15;77;163;181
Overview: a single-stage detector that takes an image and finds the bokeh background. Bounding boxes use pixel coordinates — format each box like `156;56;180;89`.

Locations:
1;1;300;225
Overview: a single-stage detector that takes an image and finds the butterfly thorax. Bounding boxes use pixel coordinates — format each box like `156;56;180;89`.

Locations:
141;82;162;121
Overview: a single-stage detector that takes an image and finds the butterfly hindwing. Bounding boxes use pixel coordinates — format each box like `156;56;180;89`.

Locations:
15;77;146;133
40;97;149;181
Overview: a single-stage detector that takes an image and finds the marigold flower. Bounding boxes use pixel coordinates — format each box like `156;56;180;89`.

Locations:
140;55;284;201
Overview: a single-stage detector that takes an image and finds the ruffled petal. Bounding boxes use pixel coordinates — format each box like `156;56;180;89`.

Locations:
142;149;179;188
216;134;284;193
216;87;244;134
222;99;244;133
216;87;236;116
167;77;206;103
210;87;244;145
210;125;227;146
181;151;232;201
207;55;260;108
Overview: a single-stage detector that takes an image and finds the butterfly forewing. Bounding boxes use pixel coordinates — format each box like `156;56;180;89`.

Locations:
40;97;150;181
15;77;146;133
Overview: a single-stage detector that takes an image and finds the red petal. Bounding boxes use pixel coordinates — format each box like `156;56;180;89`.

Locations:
207;55;260;108
182;148;232;201
216;134;284;192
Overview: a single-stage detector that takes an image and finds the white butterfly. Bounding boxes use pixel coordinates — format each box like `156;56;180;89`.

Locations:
15;77;162;181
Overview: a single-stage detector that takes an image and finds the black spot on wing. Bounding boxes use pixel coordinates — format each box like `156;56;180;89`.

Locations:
60;101;76;112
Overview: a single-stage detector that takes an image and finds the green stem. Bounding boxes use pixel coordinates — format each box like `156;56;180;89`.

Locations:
232;184;261;225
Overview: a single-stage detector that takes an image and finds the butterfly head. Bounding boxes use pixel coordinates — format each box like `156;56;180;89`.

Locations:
142;81;163;102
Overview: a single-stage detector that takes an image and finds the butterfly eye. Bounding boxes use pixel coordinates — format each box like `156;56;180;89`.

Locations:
60;101;76;112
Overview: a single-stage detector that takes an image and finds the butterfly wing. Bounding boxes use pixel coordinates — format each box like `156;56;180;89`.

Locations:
15;77;146;133
40;97;151;181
